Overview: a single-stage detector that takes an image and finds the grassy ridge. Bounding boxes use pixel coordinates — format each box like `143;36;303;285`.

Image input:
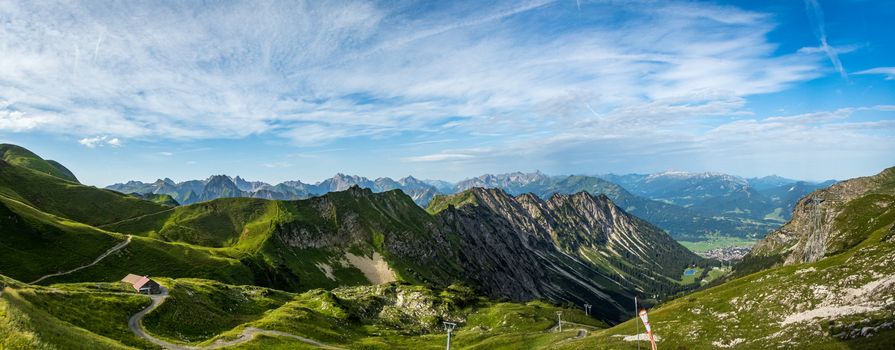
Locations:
0;159;167;226
107;198;278;249
0;189;254;286
0;144;79;182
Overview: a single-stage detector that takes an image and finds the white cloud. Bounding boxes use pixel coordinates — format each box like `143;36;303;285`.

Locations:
261;161;292;168
404;153;476;162
853;67;895;80
400;104;895;176
0;0;826;147
78;135;121;148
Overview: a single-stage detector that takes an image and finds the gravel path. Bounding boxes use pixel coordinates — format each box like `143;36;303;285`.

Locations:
128;286;346;350
29;235;133;284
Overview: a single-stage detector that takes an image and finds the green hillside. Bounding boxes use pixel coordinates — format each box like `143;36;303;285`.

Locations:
0;195;123;283
107;197;277;249
0;159;169;226
0;143;79;182
0;173;254;286
548;169;895;349
555;218;895;349
126;192;179;207
1;274;606;350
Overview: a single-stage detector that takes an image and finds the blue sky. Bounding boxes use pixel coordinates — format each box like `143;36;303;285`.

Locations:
0;0;893;186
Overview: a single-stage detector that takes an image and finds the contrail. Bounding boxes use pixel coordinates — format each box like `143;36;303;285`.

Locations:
93;30;105;62
576;0;581;12
805;0;847;79
585;103;600;117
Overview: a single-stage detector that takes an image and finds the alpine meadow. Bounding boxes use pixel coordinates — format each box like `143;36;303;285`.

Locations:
1;1;894;349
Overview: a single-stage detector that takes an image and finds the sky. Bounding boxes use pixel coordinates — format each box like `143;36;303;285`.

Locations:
0;0;893;186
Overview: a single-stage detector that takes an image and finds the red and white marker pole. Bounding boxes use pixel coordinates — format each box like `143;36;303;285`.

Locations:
639;309;658;350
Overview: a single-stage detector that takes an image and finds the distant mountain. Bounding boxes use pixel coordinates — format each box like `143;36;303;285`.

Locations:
454;171;553;193
602;171;756;207
5;144;704;323
108;170;833;242
108;173;444;206
601;171;835;225
747;175;800;190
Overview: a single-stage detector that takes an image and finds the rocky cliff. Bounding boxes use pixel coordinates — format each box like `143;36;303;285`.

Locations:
745;167;895;272
269;186;702;323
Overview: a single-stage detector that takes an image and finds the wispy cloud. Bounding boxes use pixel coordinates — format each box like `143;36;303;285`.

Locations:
404;153;476;162
402;104;895;177
853;67;895;80
261;161;292;168
0;0;825;148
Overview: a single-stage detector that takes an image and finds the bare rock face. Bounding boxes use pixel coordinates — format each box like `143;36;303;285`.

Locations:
748;167;895;268
271;185;702;323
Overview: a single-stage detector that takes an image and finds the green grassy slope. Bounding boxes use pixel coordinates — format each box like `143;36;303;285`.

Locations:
3;275;608;350
551;185;895;349
0;276;136;350
0;159;168;226
0;190;253;286
0;144;79;182
16;281;155;349
0;195;122;283
49;235;255;285
107;197;277;249
143;278;293;343
203;282;606;350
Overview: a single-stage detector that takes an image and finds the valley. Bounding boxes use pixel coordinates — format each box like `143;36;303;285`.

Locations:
2;1;892;348
1;144;892;349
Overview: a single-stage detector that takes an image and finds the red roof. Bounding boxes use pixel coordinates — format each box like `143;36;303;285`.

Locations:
121;274;153;291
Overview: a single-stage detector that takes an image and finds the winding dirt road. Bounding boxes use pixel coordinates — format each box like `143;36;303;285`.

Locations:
29;235;133;285
97;208;177;228
128;286;345;350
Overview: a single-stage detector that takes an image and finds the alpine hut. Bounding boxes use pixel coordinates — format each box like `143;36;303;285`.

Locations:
121;274;161;294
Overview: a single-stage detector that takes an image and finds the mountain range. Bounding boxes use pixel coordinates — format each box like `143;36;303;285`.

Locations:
1;144;702;324
108;170;835;242
1;142;892;349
